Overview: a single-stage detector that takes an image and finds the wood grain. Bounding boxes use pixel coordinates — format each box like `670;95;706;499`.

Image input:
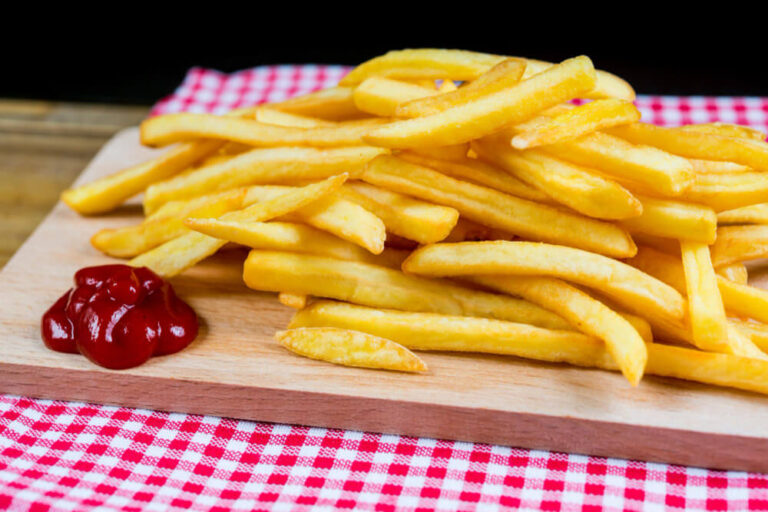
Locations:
2;128;768;472
0;99;148;267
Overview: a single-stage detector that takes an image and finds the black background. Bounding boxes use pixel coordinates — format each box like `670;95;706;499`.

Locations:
3;19;764;104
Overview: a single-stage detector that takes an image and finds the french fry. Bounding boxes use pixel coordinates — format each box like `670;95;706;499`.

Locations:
628;245;768;350
338;182;458;244
255;107;337;128
141;113;386;148
473;136;642;220
619;196;717;244
142;145;386;214
643;342;768;395
689;159;751;174
243;250;572;330
403;241;685;322
352;78;438;117
710;225;768;267
717;263;749;285
278;293;308;309
397;151;550;202
511;99;640;149
289;300;608;367
540;129;694;196
718;203;768;225
340;49;635;101
407;144;470;161
608;123;768;171
629;233;681;255
717;277;768;325
240;185;387;254
270;86;364;121
276;327;427;372
437;79;458;92
130;175;347;277
92;188;247;258
732;319;768;353
468;275;647;385
682;172;768;212
183;220;403;268
395;58;527;118
680;122;767;142
340;49;505;85
363;56;597;148
361;156;636;258
62;140;224;215
680;241;731;353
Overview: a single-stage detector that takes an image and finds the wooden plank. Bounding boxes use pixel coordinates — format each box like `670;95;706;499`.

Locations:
2;128;768;472
0;100;149;267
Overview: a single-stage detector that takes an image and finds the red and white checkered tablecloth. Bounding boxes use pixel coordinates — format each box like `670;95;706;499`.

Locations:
3;64;768;512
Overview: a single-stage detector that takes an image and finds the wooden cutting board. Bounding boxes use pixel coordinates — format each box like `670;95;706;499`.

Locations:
3;128;768;472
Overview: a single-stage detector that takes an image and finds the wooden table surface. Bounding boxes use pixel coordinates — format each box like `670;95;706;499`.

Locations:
0;99;149;268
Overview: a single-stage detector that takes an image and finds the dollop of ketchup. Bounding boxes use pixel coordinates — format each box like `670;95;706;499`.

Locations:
41;265;198;369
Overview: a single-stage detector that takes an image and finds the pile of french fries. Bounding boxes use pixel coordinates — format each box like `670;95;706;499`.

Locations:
62;49;768;394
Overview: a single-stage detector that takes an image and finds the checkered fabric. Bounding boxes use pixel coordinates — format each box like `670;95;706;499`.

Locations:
3;64;768;511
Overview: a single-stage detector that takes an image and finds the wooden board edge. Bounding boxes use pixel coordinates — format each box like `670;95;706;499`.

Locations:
2;360;766;473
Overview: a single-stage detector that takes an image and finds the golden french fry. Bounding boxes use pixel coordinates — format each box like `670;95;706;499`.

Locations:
718;203;768;225
469;275;647;385
681;241;731;353
619;196;717;244
733;319;768;353
717;263;749;285
130;175;347;277
403;241;684;323
363;56;597;148
255;107;337;128
608;123;768;171
437;79;458;92
184;220;401;268
717;277;768;325
644;342;768;395
397;151;549;202
340;49;505;85
711;225;768;266
473;136;642;220
680;122;767;142
361;155;636;258
240;185;386;254
143;145;386;214
629;233;681;255
276;327;427;372
395;58;527;118
278;293;309;309
682;171;768;212
291;301;768;395
62;140;223;215
289;300;607;367
689;159;751;174
511;99;640;149
406;144;469;161
338;182;458;244
628;245;768;354
270;86;364;121
141;113;386;148
539;128;694;196
243;250;572;330
352;78;438;117
92;188;247;258
340;49;634;101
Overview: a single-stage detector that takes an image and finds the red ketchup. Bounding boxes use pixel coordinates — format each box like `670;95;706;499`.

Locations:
41;265;198;369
